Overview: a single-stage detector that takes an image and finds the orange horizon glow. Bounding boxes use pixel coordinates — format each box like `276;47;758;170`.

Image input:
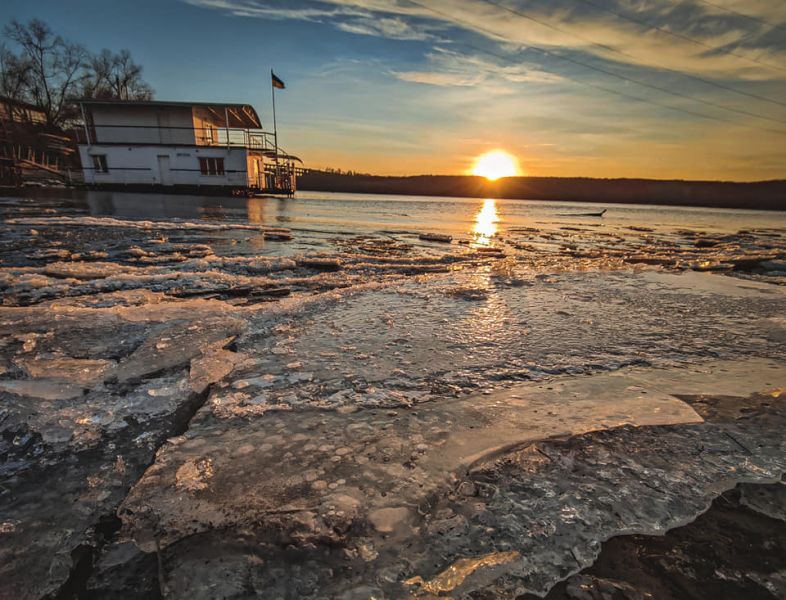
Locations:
470;150;521;181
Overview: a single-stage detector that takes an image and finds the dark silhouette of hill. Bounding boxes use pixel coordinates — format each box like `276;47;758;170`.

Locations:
298;171;786;211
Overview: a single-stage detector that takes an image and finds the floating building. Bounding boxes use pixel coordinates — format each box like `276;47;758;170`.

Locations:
76;100;301;195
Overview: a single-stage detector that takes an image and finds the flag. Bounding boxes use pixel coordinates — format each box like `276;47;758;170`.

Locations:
271;71;285;90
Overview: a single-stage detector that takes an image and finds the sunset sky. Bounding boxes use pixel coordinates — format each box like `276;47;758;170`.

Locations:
3;0;786;180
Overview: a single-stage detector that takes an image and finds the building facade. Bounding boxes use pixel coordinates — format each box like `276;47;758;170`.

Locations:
76;100;300;195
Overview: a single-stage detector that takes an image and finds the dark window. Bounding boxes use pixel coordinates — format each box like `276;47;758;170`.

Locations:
92;155;108;173
199;157;225;176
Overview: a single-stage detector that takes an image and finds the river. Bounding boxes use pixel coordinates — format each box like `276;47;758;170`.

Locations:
1;189;785;599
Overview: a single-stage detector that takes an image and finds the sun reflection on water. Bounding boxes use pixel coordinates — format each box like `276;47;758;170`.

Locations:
474;199;499;245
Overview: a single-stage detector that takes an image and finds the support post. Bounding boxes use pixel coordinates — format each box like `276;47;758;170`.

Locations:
79;103;91;145
271;69;279;184
224;106;230;149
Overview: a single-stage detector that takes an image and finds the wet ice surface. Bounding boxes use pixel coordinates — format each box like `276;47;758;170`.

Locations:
531;479;786;600
115;360;786;600
1;191;786;599
219;269;785;415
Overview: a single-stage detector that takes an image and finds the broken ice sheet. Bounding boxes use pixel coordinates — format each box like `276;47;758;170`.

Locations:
112;359;786;599
118;358;775;551
0;302;251;599
107;267;786;597
0;373;203;599
0;378;84;401
2;199;786;598
16;355;114;386
207;267;786;418
110;316;245;383
4;215;288;233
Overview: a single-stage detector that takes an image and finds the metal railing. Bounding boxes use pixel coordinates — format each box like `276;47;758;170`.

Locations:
75;124;279;151
0;142;79;182
2;143;62;172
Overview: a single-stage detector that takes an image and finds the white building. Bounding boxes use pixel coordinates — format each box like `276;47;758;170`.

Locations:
76;100;300;195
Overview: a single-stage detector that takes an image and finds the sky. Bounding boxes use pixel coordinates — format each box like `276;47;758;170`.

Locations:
3;0;786;180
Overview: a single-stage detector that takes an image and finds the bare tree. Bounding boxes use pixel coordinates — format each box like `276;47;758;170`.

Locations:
0;43;33;118
2;19;154;126
82;48;153;100
3;19;87;127
108;49;153;100
81;47;113;99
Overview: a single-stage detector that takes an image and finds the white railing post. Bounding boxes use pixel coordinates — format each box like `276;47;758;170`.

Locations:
225;107;230;149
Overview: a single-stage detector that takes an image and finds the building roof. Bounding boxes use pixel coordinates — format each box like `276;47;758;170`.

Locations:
0;95;48;119
78;99;262;129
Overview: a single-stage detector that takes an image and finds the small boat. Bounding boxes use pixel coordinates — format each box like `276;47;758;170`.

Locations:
558;209;606;217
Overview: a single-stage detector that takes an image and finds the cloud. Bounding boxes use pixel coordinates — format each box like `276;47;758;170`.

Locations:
182;0;786;182
184;0;438;40
184;0;786;81
335;16;434;40
394;70;481;87
182;0;357;21
393;48;562;87
683;0;786;24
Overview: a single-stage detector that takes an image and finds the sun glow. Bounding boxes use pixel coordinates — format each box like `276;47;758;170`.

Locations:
471;150;520;181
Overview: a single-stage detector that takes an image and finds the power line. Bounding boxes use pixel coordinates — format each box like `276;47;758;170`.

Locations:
406;0;786;132
692;0;786;35
282;70;731;133
464;40;735;127
573;0;786;75
477;0;786;110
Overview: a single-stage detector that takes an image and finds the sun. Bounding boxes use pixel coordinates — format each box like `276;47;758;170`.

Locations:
471;150;520;181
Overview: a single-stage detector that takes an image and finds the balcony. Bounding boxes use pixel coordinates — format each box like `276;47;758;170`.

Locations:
75;124;279;151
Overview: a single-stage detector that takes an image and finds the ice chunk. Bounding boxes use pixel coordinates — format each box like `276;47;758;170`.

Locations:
4;215;290;234
111;317;245;382
16;356;114;386
0;378;84;400
419;233;452;243
368;507;412;534
189;346;245;394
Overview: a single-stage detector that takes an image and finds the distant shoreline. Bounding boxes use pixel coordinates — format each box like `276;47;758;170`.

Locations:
299;172;786;211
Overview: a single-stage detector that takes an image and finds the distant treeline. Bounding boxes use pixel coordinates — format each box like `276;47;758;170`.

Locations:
298;171;786;211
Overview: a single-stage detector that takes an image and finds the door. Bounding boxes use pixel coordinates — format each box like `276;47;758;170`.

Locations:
252;158;262;188
157;155;171;186
157;111;171;144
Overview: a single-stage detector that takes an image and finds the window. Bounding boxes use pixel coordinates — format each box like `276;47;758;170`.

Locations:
92;155;108;173
199;157;225;176
204;124;214;144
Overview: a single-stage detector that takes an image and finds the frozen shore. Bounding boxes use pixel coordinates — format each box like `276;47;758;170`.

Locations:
1;194;786;599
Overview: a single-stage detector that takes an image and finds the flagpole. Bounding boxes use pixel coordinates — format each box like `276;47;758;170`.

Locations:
271;69;279;172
